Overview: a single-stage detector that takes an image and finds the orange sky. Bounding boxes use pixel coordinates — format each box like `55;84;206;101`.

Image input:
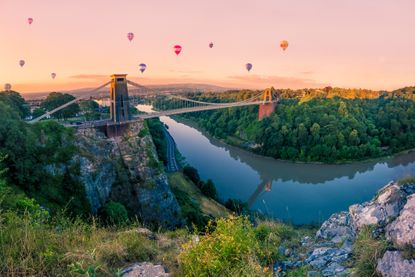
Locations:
1;0;415;93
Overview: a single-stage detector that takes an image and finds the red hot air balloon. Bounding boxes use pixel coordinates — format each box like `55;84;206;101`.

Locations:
245;63;253;72
19;60;25;67
173;45;182;56
28;17;33;25
127;32;134;42
209;42;214;48
139;63;147;73
51;73;56;79
280;40;289;51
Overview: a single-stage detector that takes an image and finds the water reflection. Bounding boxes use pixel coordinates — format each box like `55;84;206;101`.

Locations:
150;111;415;224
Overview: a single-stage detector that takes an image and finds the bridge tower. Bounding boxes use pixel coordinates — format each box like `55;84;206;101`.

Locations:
258;87;278;120
110;74;130;123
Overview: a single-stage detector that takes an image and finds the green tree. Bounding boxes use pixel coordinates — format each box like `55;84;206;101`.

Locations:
79;100;100;121
0;91;30;119
41;92;80;120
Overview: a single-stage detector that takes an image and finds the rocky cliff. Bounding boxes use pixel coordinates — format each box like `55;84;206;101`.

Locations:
74;121;182;228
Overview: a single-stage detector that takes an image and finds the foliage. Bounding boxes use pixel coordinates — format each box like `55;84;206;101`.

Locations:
171;91;415;162
40;92;80;120
398;176;415;186
0;91;30;119
352;226;388;277
199;179;217;200
0;97;90;216
147;119;168;165
79;100;100;121
179;216;265;276
171;184;208;229
224;198;250;215
98;201;129;226
0;207;189;276
182;166;201;185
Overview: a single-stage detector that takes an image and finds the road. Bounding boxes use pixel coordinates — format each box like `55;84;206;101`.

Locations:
164;128;179;172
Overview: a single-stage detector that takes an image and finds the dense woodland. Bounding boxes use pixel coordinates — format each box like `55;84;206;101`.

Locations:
169;87;415;163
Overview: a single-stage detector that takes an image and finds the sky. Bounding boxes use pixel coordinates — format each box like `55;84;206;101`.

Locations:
1;0;415;93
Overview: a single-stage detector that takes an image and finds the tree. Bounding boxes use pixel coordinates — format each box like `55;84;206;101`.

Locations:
79;100;100;121
40;92;80;120
200;179;218;200
183;166;201;185
0;91;30;119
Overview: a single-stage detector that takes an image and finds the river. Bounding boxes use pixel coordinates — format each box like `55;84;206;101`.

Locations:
137;105;415;225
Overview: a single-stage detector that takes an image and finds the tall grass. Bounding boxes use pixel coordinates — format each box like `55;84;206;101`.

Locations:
0;209;189;276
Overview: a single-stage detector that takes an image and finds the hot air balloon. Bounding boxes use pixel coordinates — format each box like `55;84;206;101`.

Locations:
127;32;134;42
28;17;33;25
280;40;289;51
173;45;182;56
51;73;56;79
4;83;11;91
209;42;214;48
245;63;253;72
139;63;147;73
19;60;25;67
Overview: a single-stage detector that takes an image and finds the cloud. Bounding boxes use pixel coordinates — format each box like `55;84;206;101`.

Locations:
226;74;327;89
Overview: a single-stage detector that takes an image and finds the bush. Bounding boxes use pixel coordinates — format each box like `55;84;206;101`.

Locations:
352;226;388;277
199;179;217;200
183;166;200;185
225;198;249;215
99;201;129;226
179;216;264;276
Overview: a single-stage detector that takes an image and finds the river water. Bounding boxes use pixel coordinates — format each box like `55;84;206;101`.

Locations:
137;105;415;225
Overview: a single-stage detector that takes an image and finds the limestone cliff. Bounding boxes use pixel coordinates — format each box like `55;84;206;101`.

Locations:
74;121;182;228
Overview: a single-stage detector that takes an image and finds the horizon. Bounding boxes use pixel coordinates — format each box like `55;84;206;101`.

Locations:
1;0;415;93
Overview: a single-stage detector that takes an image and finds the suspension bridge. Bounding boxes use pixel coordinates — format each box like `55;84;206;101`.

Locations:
29;74;279;128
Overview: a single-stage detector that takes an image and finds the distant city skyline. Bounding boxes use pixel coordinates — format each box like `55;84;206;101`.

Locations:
1;0;415;93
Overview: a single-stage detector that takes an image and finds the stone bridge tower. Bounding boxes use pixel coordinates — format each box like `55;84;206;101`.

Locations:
110;74;130;123
258;87;278;120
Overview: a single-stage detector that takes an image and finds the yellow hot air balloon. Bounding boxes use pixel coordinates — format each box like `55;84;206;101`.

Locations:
280;40;289;51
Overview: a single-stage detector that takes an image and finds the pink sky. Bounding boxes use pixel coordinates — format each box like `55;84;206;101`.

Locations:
1;0;415;93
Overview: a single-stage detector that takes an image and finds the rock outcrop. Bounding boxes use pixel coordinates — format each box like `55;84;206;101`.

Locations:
386;194;415;248
120;262;169;277
376;251;415;277
302;181;415;277
75;121;182;228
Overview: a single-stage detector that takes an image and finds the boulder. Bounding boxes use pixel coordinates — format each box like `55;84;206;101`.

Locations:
120;262;169;277
316;212;354;243
376;251;415;277
305;247;350;276
349;182;406;232
386;194;415;248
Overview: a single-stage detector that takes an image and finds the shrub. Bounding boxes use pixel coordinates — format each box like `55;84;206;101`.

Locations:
225;198;249;215
182;166;200;185
179;216;264;276
99;201;129;226
199;179;217;200
352;226;388;277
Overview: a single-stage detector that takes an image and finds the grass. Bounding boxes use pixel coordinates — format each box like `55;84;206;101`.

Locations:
351;226;388;277
0;210;190;276
168;172;228;218
398;176;415;186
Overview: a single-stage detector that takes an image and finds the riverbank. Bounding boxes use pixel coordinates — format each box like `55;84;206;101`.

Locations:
171;116;415;166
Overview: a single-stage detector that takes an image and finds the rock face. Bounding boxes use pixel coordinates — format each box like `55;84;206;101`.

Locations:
376;251;415;277
120;262;169;277
386;194;415;248
75;121;182;228
349;182;406;232
304;181;415;277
